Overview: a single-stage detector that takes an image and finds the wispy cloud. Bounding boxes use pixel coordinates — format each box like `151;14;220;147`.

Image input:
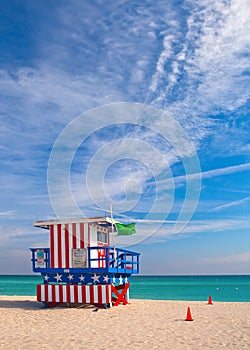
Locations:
202;253;250;264
0;211;15;217
154;162;250;192
212;196;250;212
110;215;250;246
148;0;250;160
199;163;250;179
142;216;250;244
152;0;249;111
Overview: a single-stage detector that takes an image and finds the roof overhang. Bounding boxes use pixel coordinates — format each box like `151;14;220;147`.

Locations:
33;216;118;230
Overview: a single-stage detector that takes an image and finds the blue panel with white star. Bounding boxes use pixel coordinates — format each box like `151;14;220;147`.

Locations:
42;272;130;285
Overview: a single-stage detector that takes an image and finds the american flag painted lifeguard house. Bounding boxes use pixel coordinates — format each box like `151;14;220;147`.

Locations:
30;217;140;308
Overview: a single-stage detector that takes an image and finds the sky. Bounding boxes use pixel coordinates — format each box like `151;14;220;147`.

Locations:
0;0;249;275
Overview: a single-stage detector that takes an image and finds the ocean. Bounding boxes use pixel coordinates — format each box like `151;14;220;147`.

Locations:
0;275;249;302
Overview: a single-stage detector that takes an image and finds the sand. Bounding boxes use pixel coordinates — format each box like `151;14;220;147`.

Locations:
0;296;249;349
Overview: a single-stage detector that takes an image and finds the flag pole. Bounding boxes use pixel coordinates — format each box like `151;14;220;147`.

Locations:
110;204;114;247
110;204;116;263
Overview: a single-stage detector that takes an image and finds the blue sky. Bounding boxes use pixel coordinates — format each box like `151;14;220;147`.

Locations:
0;0;249;275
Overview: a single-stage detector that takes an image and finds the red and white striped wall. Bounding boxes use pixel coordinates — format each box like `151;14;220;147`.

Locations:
50;223;109;268
37;284;111;305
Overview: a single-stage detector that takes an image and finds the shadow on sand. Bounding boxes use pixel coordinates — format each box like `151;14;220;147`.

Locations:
0;299;105;311
0;299;43;310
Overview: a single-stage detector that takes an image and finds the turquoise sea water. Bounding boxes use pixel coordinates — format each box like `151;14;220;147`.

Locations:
0;275;249;302
131;275;250;302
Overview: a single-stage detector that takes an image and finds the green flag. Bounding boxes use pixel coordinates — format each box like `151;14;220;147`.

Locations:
116;223;136;235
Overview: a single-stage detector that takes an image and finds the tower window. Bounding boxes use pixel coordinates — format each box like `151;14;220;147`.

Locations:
97;230;108;243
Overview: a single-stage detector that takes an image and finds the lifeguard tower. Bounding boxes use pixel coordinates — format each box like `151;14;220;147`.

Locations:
30;217;140;308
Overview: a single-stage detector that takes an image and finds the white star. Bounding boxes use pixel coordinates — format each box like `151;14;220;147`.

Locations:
119;275;123;284
91;273;100;283
79;275;85;282
112;276;116;284
103;275;109;283
124;276;128;284
54;273;62;282
43;274;49;281
68;274;74;281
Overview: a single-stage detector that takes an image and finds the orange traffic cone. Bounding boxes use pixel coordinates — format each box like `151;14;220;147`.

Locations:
208;296;213;305
185;307;193;321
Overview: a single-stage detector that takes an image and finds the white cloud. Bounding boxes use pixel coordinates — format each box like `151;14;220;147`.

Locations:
212;196;250;212
0;211;15;217
184;0;249;109
200;163;250;179
0;66;122;128
106;215;250;246
149;0;250;152
155;162;250;191
202;253;250;264
142;216;250;244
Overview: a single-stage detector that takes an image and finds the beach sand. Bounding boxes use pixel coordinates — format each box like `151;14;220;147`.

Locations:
0;296;249;349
